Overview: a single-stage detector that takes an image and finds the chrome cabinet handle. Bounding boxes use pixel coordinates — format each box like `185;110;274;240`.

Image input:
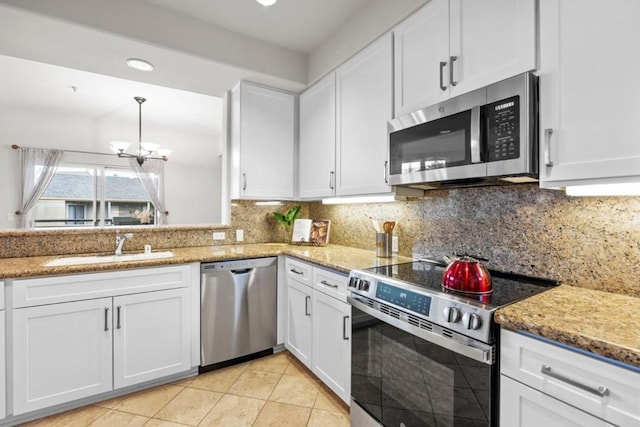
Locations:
290;268;304;275
439;61;447;91
343;315;349;340
540;365;609;397
104;307;109;332
116;306;122;329
384;161;389;184
329;171;335;190
544;128;554;166
450;56;458;86
242;173;247;191
305;296;311;316
320;280;338;289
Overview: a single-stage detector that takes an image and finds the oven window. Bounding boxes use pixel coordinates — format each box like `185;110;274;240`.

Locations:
389;110;472;175
351;307;493;426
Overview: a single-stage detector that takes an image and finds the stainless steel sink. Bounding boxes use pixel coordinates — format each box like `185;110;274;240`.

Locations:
44;251;175;267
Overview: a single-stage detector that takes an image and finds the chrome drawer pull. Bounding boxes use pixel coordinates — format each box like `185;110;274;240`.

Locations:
290;268;304;275
449;56;458;86
320;280;338;289
541;365;609;397
104;307;109;332
305;296;311;316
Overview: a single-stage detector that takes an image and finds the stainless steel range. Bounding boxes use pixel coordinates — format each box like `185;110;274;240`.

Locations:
348;259;556;427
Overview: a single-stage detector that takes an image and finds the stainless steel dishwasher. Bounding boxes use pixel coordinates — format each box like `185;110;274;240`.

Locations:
200;257;277;370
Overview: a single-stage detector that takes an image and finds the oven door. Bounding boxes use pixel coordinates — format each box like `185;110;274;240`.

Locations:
349;298;497;427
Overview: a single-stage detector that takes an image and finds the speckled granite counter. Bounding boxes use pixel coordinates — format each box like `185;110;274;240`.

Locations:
0;243;414;279
496;285;640;369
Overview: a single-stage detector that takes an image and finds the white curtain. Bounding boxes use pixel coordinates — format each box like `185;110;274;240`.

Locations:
129;158;168;225
16;148;64;229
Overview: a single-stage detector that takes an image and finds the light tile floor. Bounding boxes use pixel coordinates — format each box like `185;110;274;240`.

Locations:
21;351;350;427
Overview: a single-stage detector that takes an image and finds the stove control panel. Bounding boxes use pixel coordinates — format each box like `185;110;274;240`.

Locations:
348;270;494;343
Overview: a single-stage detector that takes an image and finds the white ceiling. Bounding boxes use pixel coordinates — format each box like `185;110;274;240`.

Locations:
0;54;223;135
142;0;370;54
0;0;423;153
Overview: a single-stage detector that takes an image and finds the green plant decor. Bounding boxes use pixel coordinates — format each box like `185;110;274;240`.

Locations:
273;205;301;242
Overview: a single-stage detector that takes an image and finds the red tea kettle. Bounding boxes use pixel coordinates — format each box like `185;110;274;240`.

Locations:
442;254;492;294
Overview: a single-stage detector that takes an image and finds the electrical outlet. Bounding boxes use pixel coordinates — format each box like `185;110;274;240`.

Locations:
212;232;225;240
236;229;244;242
392;235;399;253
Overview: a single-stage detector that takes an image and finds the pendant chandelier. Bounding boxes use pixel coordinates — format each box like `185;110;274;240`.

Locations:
110;97;171;165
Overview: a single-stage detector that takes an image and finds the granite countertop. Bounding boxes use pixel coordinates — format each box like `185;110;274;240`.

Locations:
2;245;638;369
0;243;414;279
496;285;640;369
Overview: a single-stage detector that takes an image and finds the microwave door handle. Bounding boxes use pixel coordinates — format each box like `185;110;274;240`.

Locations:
470;105;481;163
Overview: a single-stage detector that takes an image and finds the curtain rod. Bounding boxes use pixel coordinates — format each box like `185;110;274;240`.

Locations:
11;144;115;158
11;144;167;161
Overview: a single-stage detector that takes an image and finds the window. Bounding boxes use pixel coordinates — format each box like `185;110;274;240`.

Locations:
33;164;155;228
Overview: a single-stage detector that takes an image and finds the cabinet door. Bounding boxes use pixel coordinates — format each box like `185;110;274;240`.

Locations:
113;288;191;389
299;73;336;200
235;82;295;200
539;0;640;187
311;290;350;404
285;279;312;369
13;298;113;415
394;0;450;117
500;376;615;427
449;0;536;98
336;33;393;196
0;311;5;420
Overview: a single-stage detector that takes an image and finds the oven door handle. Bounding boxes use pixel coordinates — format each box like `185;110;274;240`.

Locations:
348;295;494;365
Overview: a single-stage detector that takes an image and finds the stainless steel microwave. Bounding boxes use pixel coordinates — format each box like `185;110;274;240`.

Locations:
387;72;538;189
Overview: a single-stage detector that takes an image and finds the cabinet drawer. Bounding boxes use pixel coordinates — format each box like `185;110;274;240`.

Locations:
13;265;192;308
285;258;312;286
312;267;348;302
501;329;640;427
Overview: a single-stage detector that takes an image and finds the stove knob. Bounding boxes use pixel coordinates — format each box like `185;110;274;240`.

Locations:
348;277;358;288
462;312;482;330
443;306;461;323
359;280;370;291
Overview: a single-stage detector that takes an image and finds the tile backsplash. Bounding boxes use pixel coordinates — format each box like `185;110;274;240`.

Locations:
1;184;639;297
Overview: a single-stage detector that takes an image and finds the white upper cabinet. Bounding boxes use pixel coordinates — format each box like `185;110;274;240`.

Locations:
394;0;536;117
299;73;336;199
336;33;393;196
538;0;640;188
394;0;450;116
229;81;295;200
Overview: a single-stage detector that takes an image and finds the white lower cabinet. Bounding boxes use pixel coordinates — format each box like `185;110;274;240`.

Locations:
500;329;640;427
284;257;351;404
500;375;614;427
113;288;191;389
13;298;113;415
311;288;350;403
285;277;313;368
11;265;195;416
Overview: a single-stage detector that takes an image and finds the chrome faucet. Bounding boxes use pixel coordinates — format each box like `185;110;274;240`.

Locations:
115;231;133;256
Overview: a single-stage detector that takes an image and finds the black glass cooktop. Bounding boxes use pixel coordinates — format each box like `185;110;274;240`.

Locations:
363;260;557;309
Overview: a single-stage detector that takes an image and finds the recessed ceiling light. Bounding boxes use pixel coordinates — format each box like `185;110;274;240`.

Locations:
126;58;154;71
256;0;277;6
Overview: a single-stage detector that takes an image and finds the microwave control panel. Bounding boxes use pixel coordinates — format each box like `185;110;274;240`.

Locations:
486;95;520;162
